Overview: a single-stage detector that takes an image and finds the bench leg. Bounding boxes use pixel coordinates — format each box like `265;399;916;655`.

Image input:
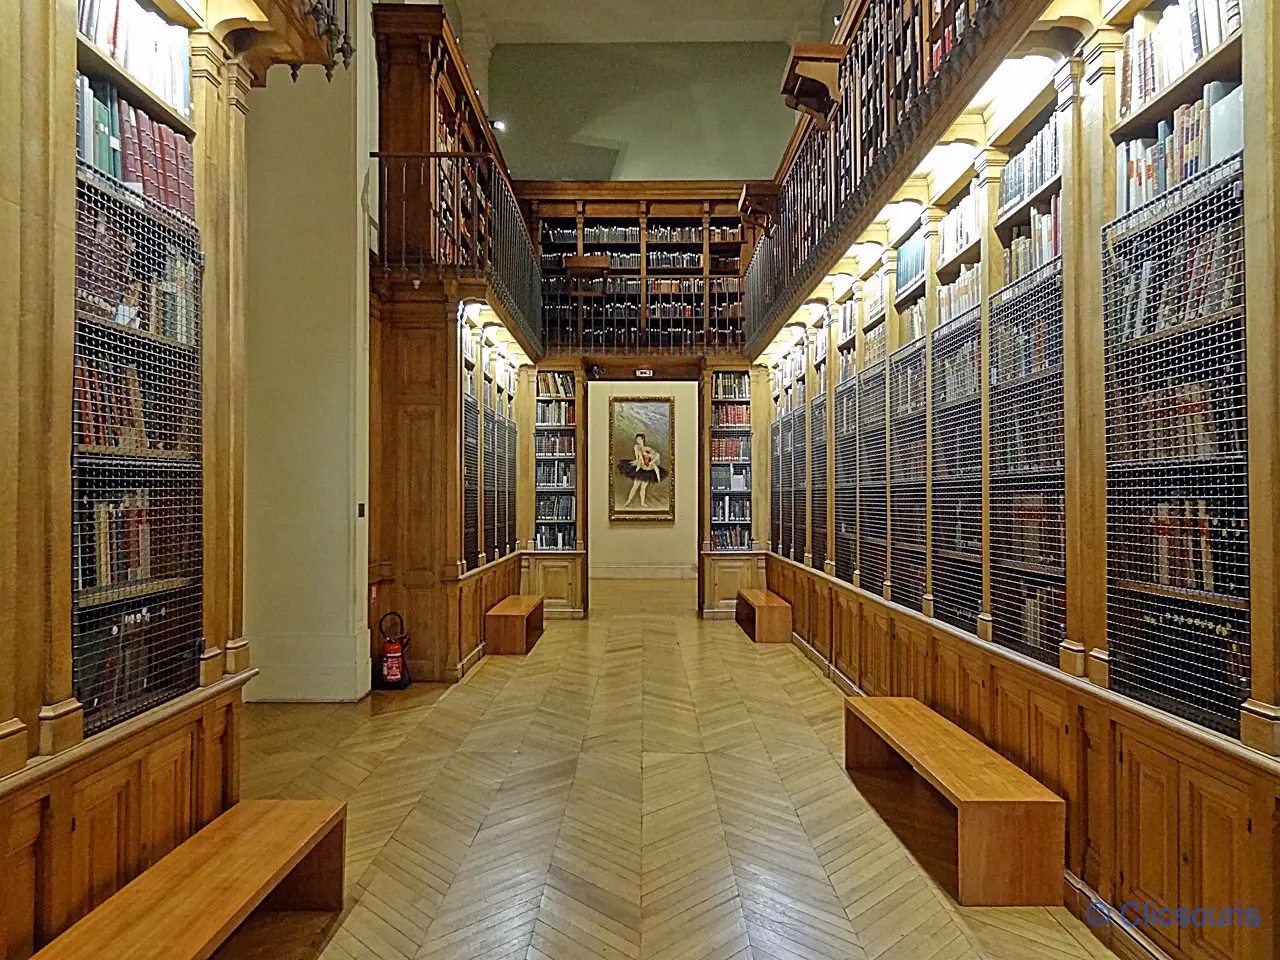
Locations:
263;818;346;912
956;802;1064;906
844;706;905;770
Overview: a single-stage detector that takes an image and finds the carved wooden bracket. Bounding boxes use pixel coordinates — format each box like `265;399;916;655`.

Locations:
781;42;849;128
739;181;781;236
207;0;332;86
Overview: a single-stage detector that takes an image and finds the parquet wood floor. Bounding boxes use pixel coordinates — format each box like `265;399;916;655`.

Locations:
235;580;1117;960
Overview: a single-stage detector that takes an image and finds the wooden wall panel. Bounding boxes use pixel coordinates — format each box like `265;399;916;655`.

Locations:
1;800;41;958
863;605;892;697
832;590;858;682
139;730;194;869
793;572;811;645
893;622;930;703
933;638;962;726
1117;731;1181;944
1179;768;1252;960
70;760;139;920
993;673;1031;769
809;579;832;662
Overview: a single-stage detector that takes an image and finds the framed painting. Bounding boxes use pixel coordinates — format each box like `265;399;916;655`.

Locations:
609;396;675;522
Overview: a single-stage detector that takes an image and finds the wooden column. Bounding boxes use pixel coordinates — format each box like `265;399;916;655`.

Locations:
881;253;898;601
1;0;83;767
1056;53;1094;679
974;148;1008;643
824;316;837;577
751;364;771;551
516;365;536;550
192;31;229;686
1077;30;1123;689
921;206;944;619
1240;0;1280;753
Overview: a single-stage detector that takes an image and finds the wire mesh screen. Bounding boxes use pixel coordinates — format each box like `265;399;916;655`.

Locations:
858;361;887;595
494;413;508;558
771;419;782;553
72;165;204;736
929;305;982;634
780;415;794;558
989;257;1065;664
1102;153;1249;736
484;401;498;560
463;393;480;569
792;409;808;562
834;378;858;583
811;394;828;569
889;342;927;610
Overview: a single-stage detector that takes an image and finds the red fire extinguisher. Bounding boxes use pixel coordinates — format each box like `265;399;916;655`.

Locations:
376;612;412;690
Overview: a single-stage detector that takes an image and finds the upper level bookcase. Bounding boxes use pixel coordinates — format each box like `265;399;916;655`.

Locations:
516;183;757;356
71;0;202;735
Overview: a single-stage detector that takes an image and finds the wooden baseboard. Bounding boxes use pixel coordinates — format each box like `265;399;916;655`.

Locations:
1062;873;1173;960
791;631;829;672
544;608;586;620
700;608;736;620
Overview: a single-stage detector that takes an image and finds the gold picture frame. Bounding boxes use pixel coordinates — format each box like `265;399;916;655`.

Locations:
608;396;675;523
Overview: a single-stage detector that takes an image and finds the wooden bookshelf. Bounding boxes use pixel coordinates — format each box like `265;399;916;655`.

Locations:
1110;31;1242;141
76;34;195;138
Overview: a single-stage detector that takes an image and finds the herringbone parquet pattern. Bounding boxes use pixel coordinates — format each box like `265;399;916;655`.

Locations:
237;580;1116;960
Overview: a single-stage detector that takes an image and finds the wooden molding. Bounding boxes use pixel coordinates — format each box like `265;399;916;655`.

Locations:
781;42;849;126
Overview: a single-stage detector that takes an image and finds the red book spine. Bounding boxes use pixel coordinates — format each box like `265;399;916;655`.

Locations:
161;126;181;213
177;135;195;218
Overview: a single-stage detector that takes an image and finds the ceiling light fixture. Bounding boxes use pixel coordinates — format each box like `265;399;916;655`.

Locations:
492;120;508;132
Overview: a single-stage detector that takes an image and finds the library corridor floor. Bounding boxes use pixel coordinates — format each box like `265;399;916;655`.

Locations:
240;581;1116;960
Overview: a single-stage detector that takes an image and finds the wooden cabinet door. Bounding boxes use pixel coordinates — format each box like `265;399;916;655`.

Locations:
140;730;195;868
71;760;140;920
534;556;579;612
1179;767;1252;960
1117;730;1180;952
863;606;892;696
993;673;1030;769
809;579;832;662
832;590;859;682
893;622;930;703
933;639;961;726
956;649;989;740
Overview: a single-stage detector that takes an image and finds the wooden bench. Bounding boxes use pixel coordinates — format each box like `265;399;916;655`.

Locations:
486;594;544;655
735;588;791;643
35;799;345;959
845;697;1064;906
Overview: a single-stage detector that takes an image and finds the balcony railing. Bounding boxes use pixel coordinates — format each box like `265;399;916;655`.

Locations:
745;0;1010;352
375;152;543;355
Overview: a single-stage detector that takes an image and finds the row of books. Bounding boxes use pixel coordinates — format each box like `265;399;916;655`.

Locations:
993;494;1063;568
535;461;575;487
1118;0;1241;121
74;489;158;591
837;301;857;344
892;360;926;416
575;277;643;295
863;325;888;365
937;263;982;327
1110;222;1242;343
74;358;193;453
76;207;200;344
710;304;745;323
938;185;979;265
1004;199;1061;283
935;499;983;555
992;311;1057;387
712;372;750;400
77;74;195;219
536;495;575;521
535;527;577;550
543;226;578;244
863;272;886;321
649;251;702;269
839;347;856;384
536;371;575;397
1113;500;1247;597
992;409;1064;474
712;403;750;426
710;256;742;273
1128;609;1248;693
896;232;926;291
1000;581;1065;652
998;118;1060;216
936;336;980;405
536;400;575;426
710;527;752;550
648;224;702;243
1108;379;1244;461
711;277;743;294
1115;84;1243;216
711;463;751;492
584;224;640;243
710;436;751;461
711;495;751;522
901;300;926;344
649;278;704;295
78;0;191;119
648;304;701;320
709;225;743;242
535;433;575;456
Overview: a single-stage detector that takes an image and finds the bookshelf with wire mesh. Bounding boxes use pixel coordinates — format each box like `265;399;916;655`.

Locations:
534;370;578;551
1102;153;1249;737
792;404;808;564
780;412;795;560
888;340;927;610
858;359;888;596
483;372;498;561
72;164;203;736
708;370;753;551
929;304;983;634
989;257;1066;665
834;374;858;584
770;418;782;553
810;392;828;569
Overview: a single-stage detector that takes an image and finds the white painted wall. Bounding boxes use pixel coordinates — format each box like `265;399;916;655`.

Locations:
587;381;699;579
243;4;376;701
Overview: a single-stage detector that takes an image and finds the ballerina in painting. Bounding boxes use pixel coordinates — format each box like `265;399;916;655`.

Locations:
620;433;663;508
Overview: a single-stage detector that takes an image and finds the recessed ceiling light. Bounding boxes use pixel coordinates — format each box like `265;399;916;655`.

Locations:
492;119;508;132
833;15;841;26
